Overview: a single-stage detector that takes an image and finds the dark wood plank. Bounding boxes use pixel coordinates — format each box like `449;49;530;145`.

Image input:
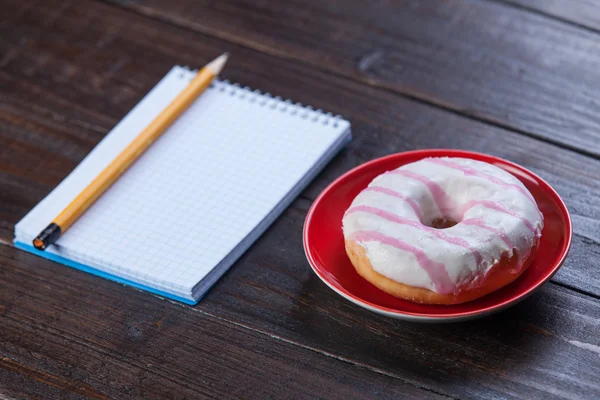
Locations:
2;240;600;400
499;0;600;32
1;0;599;297
1;1;600;398
1;246;441;400
104;0;600;157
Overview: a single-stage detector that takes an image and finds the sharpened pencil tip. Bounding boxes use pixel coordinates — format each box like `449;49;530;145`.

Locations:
205;53;229;75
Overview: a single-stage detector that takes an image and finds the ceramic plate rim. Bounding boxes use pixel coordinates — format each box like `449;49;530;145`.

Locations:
303;149;573;321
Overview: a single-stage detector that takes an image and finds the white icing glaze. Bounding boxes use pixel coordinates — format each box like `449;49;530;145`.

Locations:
342;157;544;295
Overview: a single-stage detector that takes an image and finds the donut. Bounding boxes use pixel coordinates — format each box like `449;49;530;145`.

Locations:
341;157;544;305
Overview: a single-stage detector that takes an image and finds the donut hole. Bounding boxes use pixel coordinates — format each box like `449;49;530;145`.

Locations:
428;217;458;229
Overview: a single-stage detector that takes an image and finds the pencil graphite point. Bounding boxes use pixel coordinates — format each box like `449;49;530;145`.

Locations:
206;53;229;75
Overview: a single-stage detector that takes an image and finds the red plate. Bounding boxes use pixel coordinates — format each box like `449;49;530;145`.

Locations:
303;149;572;322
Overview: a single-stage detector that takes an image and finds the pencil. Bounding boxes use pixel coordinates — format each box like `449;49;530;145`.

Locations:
33;53;229;251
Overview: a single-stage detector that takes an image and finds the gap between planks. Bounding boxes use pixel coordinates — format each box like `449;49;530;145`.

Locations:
3;2;598;394
90;0;600;303
161;298;457;400
1;234;596;302
99;0;600;162
1;264;455;399
552;280;600;302
1;234;598;399
487;0;600;37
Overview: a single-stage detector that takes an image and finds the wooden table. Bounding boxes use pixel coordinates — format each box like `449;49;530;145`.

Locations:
2;0;599;398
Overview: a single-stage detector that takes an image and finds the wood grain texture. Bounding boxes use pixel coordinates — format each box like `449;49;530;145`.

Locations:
2;240;600;399
1;0;600;398
104;0;600;157
498;0;600;32
1;248;442;400
1;0;598;296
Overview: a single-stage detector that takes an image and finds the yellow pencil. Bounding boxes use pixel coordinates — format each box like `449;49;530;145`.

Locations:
33;53;229;251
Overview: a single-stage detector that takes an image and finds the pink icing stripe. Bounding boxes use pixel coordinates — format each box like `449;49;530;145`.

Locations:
351;230;455;295
427;158;536;203
461;218;513;249
362;186;423;221
390;169;455;214
346;205;482;265
462;200;535;233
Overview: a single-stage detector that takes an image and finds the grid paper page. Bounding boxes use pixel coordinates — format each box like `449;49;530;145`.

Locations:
15;66;350;300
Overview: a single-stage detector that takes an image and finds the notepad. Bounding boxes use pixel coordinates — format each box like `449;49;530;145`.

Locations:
13;66;351;304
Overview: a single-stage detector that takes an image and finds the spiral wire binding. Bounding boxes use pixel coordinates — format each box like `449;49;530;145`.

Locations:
177;66;345;128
